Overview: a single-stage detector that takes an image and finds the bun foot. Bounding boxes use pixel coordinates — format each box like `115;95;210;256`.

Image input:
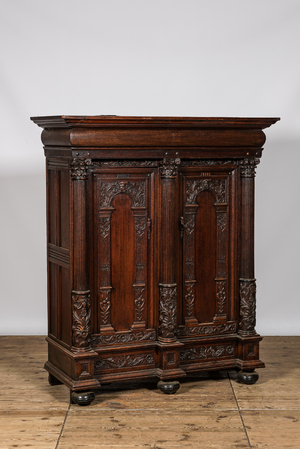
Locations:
71;391;95;406
157;380;180;394
237;370;259;385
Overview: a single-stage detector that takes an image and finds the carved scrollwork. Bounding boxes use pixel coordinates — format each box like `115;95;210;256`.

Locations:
91;330;156;345
175;322;236;337
180;344;235;362
239;279;257;335
239;158;260;178
186;179;226;204
160;157;181;178
70;158;92;180
95;354;154;370
159;284;177;340
100;181;146;207
72;291;91;349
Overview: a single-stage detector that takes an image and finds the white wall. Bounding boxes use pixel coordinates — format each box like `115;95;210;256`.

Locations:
0;0;299;335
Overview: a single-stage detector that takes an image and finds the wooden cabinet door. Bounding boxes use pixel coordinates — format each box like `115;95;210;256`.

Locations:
92;167;157;344
177;164;238;338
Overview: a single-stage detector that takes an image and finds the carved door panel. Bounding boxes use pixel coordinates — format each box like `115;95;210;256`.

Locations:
177;165;237;338
92;169;156;344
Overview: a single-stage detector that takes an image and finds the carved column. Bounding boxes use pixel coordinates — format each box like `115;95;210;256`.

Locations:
239;158;259;336
70;158;92;350
158;157;180;342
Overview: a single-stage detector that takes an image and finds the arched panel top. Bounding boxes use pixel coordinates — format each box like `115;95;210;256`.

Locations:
99;180;146;208
185;179;227;205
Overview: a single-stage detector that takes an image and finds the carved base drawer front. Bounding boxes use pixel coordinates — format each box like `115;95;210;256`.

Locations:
31;115;279;404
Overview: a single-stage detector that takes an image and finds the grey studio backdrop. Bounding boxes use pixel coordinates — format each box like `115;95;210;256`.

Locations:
0;0;299;336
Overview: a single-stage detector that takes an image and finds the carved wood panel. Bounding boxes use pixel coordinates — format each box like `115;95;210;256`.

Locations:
95;173;153;340
180;169;231;335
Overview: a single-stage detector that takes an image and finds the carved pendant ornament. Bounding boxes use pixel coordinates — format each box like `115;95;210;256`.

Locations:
185;282;196;317
159;284;177;340
239;279;257;335
99;288;111;325
134;285;146;322
70;158;92;180
72;291;91;349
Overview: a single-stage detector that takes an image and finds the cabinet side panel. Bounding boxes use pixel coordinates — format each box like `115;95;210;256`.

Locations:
194;191;217;322
48;169;59;245
110;194;136;331
49;262;59;338
60;169;70;249
61;266;71;345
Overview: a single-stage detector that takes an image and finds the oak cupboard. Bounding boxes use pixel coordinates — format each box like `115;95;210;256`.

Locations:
31;116;279;405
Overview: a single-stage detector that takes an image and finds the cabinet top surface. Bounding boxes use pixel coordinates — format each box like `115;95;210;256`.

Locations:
31;115;279;130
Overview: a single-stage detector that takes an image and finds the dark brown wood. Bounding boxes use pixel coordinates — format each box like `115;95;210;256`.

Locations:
31;115;279;404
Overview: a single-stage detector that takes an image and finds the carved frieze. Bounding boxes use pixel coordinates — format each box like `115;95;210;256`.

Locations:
175;322;236;337
239;279;257;335
72;291;91;349
186;179;226;204
91;330;156;345
180;344;235;362
160;157;181;178
159;284;177;340
94;160;158;167
181;160;238;166
100;181;146;208
70;158;92;180
95;353;154;370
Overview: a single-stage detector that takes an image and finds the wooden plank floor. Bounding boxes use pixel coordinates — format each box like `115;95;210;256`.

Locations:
0;337;299;448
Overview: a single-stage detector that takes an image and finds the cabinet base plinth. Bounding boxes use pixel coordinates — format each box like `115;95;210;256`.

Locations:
157;380;180;395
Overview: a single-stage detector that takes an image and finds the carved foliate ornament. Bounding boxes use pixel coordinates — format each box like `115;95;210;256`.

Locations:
239;279;257;335
160;157;181;178
72;291;91;349
134;286;146;322
100;181;146;207
99;288;111;325
186;179;226;204
70;158;92;180
159;284;177;340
